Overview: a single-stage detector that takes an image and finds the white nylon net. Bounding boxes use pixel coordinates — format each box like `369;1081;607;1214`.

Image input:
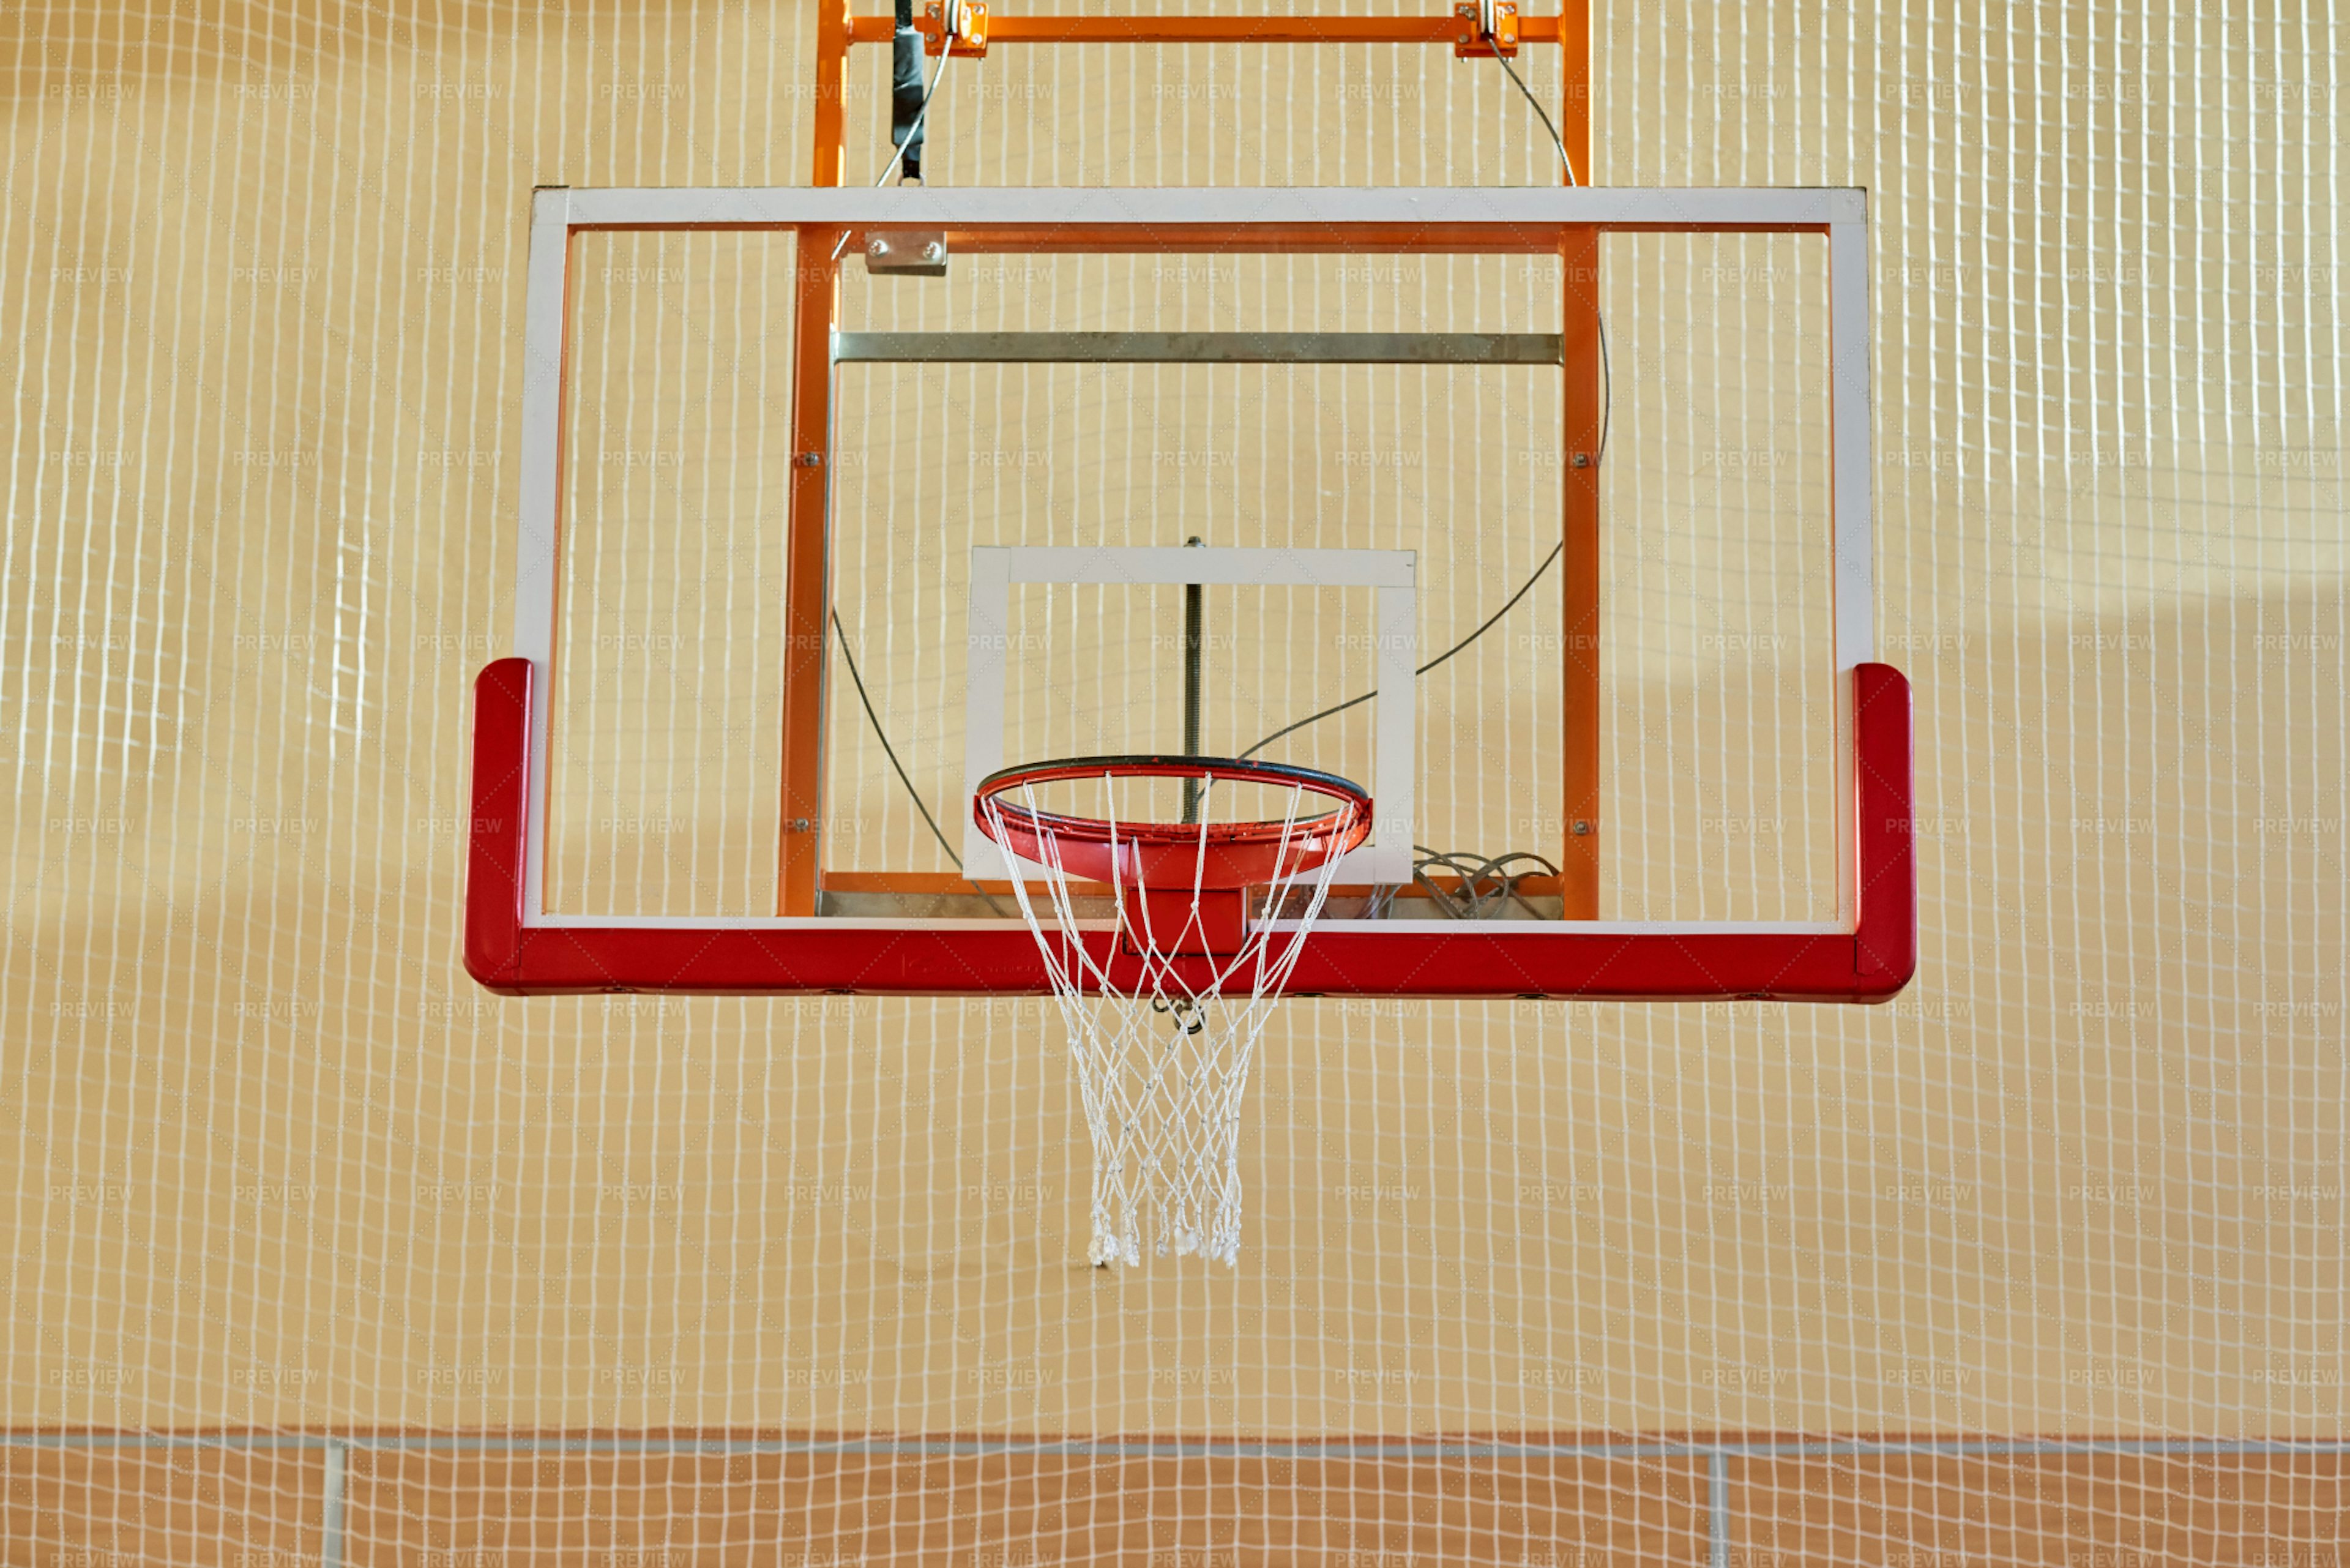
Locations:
979;771;1367;1267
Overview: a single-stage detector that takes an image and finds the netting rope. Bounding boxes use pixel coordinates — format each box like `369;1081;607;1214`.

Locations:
979;772;1366;1265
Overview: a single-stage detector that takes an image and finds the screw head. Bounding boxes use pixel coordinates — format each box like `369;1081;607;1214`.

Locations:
792;817;812;833
1572;452;1592;468
1572;819;1592;836
867;237;887;256
920;241;945;263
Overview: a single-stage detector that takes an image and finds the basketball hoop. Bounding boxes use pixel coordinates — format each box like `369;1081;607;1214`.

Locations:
974;755;1372;1266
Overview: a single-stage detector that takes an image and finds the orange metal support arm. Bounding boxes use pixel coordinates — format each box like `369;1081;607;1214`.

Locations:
776;0;852;916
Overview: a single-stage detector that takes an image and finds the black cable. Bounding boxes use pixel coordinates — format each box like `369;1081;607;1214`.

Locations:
1412;846;1561;920
1595;310;1611;465
1491;47;1578;187
1236;539;1564;762
831;611;1011;918
1483;24;1610;465
832;611;960;866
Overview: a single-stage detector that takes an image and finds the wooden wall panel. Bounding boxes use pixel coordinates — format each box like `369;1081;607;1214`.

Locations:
342;1449;1706;1567
6;1439;2341;1566
1732;1452;2349;1568
0;1446;324;1568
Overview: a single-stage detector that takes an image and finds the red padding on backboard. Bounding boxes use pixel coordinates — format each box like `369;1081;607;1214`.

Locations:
463;658;533;989
1850;661;1917;988
464;659;1916;1002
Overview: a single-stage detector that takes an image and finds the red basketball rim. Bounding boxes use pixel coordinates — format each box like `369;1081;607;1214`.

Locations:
973;755;1373;889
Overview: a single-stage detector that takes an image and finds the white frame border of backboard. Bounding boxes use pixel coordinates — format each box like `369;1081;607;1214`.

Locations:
960;546;1417;885
508;185;1870;936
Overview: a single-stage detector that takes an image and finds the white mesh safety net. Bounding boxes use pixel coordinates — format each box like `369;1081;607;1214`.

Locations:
4;0;2344;1561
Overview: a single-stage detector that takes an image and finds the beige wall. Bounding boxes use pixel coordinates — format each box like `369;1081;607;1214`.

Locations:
3;0;2343;1442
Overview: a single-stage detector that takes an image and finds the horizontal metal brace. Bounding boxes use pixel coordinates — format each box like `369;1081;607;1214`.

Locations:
831;330;1564;365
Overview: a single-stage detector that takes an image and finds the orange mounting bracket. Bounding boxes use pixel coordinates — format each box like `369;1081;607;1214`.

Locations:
1455;1;1520;58
923;0;989;57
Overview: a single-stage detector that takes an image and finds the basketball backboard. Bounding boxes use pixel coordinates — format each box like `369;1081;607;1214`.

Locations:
464;185;1913;1001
